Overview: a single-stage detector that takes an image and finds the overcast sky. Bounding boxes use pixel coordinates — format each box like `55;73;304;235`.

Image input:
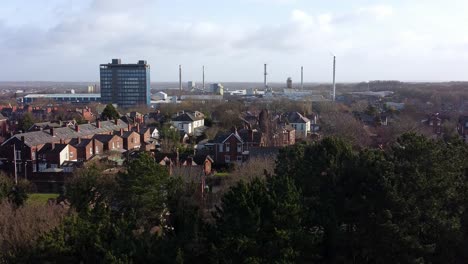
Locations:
1;0;468;82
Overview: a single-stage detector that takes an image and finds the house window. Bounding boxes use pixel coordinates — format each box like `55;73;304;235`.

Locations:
51;164;58;169
70;152;74;158
15;150;21;160
219;144;223;152
32;164;37;173
237;156;242;162
225;155;231;163
301;124;304;130
117;141;120;148
90;148;93;155
31;152;36;160
95;147;99;154
225;143;230;152
237;143;242;152
112;142;115;149
131;138;134;143
39;163;47;172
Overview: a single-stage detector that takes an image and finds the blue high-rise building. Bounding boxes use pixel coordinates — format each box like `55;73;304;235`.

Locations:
100;59;151;108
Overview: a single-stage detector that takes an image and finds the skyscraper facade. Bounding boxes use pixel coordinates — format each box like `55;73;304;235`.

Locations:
100;59;151;108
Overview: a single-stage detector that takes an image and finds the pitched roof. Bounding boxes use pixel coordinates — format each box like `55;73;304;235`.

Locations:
2;120;128;147
212;132;243;144
49;144;68;154
69;138;93;148
93;134;118;143
172;113;203;122
121;131;137;138
288;112;310;124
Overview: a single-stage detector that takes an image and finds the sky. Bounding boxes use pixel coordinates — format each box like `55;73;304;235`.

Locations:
1;0;468;82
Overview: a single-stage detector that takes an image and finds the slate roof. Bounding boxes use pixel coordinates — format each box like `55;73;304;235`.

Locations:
138;127;150;135
50;144;68;154
172;113;203;122
287;112;310;124
212;132;243;144
93;134;117;143
2;120;128;147
37;143;53;155
69;138;93;148
121;131;137;138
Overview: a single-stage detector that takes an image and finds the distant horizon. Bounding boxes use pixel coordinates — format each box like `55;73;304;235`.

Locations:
2;80;468;84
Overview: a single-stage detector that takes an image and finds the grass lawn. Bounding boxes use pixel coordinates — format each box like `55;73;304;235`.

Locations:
28;193;59;205
214;172;230;177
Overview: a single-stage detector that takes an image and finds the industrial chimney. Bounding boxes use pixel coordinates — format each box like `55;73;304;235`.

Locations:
202;65;205;91
332;56;336;101
264;64;268;89
179;65;182;100
301;66;304;91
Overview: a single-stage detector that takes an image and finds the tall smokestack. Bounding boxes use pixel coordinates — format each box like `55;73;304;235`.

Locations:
179;65;182;100
202;65;205;91
301;66;304;90
264;63;268;89
332;56;336;101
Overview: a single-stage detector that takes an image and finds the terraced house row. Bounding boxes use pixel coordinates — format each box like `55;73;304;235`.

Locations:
0;118;152;179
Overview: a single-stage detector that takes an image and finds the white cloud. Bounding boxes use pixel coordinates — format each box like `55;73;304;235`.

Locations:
357;5;394;20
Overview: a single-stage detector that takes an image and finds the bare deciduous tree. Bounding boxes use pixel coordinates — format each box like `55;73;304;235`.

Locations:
0;202;68;259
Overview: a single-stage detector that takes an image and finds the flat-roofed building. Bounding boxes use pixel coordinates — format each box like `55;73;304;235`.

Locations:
100;59;151;108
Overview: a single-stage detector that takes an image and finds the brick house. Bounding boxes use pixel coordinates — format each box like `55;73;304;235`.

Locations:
273;125;295;147
212;128;246;164
0;119;130;181
120;130;141;150
93;134;124;152
37;143;77;170
423;113;442;135
70;138;104;161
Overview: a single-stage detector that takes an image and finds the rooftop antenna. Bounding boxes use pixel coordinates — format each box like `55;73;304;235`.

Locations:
301;66;304;90
264;63;268;89
332;56;336;101
202;65;205;91
179;65;182;100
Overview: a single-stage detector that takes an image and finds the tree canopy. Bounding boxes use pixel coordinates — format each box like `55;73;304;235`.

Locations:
3;134;468;263
101;103;120;120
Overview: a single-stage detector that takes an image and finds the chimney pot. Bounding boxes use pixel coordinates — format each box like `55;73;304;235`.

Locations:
97;120;101;128
50;128;55;136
